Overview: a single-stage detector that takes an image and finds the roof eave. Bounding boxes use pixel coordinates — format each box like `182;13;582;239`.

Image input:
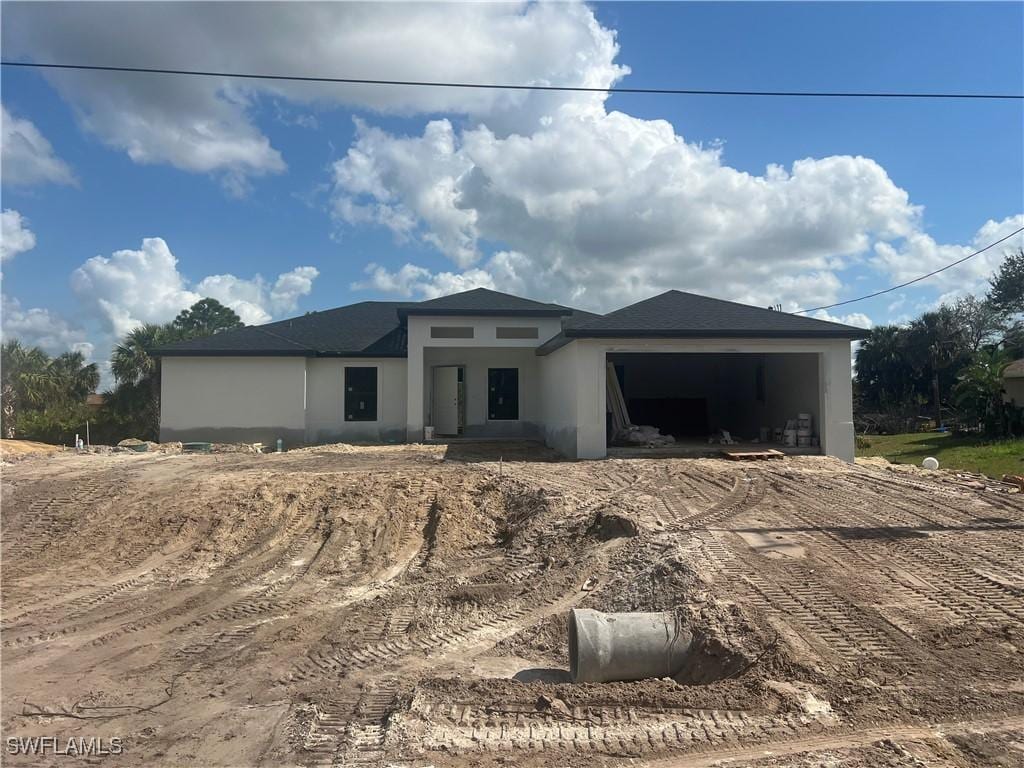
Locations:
535;333;574;356
156;349;409;358
313;351;408;358
563;328;870;340
154;349;314;357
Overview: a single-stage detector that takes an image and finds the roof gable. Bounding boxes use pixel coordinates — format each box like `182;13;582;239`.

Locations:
566;290;869;339
398;287;572;317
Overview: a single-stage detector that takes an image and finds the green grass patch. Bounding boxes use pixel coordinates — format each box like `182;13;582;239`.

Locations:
856;431;1024;479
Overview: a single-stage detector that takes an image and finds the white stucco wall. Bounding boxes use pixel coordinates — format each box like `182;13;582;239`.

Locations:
305;358;407;443
538;341;585;457
536;340;605;459
160;356;307;444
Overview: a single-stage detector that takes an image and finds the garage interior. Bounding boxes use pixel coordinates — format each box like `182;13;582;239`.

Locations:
606;352;822;454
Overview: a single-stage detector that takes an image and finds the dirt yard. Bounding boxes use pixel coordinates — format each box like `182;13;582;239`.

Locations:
2;442;1022;766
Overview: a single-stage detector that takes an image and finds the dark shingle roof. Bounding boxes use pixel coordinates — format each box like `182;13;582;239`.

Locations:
157;288;867;357
398;287;572;317
564;290;869;339
156;302;410;357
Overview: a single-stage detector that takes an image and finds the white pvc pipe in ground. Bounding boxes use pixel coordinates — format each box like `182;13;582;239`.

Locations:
569;608;694;683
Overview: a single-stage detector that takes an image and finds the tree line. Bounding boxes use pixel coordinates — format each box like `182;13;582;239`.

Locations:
1;298;243;444
855;249;1024;436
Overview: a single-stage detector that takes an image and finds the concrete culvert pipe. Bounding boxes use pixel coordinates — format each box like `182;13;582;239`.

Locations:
568;608;694;683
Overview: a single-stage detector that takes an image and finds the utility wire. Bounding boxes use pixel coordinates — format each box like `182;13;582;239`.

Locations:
796;226;1024;314
2;60;1022;100
5;59;1021;313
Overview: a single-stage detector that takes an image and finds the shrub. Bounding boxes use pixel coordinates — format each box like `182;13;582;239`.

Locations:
15;405;140;446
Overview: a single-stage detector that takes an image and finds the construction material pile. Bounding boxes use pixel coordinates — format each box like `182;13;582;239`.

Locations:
606;361;676;447
614;424;676;447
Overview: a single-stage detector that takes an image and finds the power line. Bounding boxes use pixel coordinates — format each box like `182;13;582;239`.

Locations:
796;226;1024;314
2;60;1022;100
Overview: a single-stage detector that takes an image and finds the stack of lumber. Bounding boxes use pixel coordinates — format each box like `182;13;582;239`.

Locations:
606;362;630;434
605;363;675;447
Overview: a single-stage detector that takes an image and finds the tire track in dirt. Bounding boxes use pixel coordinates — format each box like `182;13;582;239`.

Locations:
3;498;319;652
750;495;967;631
288;573;594;684
770;474;1024;625
667;473;765;530
636;714;1024;768
303;680;400;767
411;701;836;758
666;476;923;668
1;478;116;581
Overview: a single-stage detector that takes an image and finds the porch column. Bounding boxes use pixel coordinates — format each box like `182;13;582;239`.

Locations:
575;342;608;459
407;349;424;442
820;341;855;462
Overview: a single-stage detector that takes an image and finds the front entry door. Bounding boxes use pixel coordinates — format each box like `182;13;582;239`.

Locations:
432;366;460;435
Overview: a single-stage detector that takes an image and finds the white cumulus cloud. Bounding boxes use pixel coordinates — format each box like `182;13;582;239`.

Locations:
1;209;37;262
810;309;873;329
332;105;922;312
871;214;1024;300
1;104;77;187
1;294;93;358
2;2;624;190
196;266;320;325
353;262;496;300
71;238;318;335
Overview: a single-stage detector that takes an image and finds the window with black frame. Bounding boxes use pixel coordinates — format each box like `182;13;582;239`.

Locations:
488;368;518;420
345;367;378;421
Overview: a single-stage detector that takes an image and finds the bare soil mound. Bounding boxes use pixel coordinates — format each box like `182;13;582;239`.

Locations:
2;446;1022;766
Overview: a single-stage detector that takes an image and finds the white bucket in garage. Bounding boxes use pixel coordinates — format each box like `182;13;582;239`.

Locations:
796;413;812;430
783;429;797;446
797;436;812;447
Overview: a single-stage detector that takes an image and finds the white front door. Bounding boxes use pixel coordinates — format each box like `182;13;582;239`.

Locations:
432;366;460;435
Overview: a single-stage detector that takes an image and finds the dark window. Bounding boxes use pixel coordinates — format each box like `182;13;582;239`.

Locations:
345;367;378;421
431;326;474;339
496;326;539;339
488;368;519;420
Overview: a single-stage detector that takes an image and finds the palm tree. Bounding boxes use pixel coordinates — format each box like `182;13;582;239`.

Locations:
1;340;59;438
110;324;177;440
855;325;916;410
50;351;100;405
906;308;970;429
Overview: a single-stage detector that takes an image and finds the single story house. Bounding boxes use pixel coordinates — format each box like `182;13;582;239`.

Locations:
1004;359;1024;407
155;288;868;460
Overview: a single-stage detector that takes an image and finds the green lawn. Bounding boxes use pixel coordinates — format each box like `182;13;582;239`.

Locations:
856;431;1024;479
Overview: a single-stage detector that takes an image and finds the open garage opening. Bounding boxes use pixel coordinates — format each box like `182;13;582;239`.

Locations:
606;352;823;455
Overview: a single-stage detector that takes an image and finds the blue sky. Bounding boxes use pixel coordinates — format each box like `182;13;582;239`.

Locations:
1;1;1022;381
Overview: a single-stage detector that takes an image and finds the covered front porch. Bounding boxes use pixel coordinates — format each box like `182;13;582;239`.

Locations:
408;346;543;441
